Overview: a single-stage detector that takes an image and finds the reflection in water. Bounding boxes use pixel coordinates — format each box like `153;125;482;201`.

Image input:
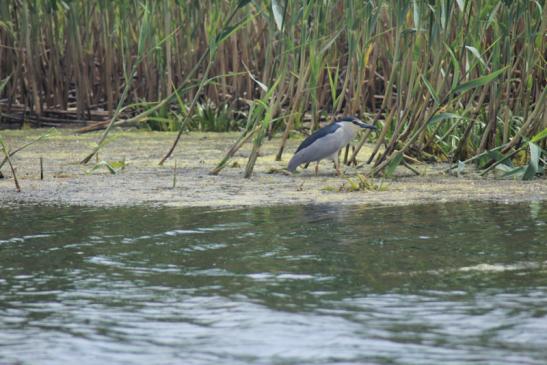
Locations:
0;202;546;364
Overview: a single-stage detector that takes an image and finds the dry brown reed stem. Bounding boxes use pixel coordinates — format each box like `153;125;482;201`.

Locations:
0;1;544;176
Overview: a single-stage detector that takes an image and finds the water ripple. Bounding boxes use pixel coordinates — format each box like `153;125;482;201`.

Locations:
0;202;546;365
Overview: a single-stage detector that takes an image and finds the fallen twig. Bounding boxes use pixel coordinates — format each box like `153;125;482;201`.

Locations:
0;136;21;192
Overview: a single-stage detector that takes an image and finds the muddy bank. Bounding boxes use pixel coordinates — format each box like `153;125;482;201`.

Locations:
1;129;545;208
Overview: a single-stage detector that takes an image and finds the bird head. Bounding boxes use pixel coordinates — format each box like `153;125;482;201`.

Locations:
338;116;376;130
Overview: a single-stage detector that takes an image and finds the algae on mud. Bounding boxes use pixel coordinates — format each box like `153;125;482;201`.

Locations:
0;129;545;208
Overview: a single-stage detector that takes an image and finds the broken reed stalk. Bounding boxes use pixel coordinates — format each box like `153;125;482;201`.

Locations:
444;144;507;173
0;1;544;177
501;87;547;154
243;78;282;178
210;124;261;175
159;58;214;165
0;137;21;192
172;160;177;188
348;109;383;165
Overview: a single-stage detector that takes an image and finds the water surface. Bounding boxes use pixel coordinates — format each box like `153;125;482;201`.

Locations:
1;202;546;364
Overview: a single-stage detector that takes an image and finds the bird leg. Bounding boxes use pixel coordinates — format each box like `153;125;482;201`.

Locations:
343;144;350;165
315;162;319;176
330;152;342;176
334;157;341;176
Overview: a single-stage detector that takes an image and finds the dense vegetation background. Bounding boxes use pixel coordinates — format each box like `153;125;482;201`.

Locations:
0;0;545;177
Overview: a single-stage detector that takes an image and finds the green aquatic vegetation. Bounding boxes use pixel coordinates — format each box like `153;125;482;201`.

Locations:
0;0;544;179
87;159;127;175
339;175;387;193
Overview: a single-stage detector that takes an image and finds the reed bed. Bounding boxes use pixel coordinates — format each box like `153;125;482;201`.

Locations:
0;0;545;178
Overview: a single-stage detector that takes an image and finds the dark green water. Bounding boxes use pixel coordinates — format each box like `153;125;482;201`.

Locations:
1;202;546;365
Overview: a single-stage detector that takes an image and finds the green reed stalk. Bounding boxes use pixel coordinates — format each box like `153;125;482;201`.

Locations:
0;0;544;177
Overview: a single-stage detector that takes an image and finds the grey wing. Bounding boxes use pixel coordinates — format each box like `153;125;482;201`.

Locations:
291;129;344;166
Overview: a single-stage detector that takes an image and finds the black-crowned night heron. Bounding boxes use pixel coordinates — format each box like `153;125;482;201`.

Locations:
288;116;376;175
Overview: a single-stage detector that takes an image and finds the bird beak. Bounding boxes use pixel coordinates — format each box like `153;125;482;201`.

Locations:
357;120;376;130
